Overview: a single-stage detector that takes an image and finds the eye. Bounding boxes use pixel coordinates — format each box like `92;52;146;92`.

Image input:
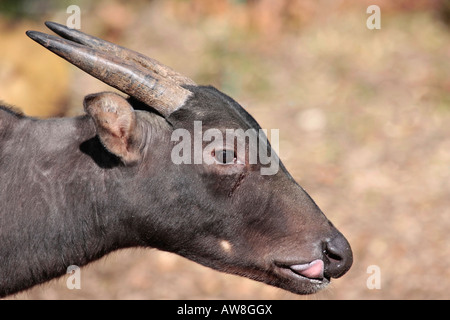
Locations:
213;149;236;165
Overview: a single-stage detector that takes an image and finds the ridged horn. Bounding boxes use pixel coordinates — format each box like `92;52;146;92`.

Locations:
26;21;195;117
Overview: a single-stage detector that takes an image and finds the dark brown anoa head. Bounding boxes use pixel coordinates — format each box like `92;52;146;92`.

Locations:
27;22;352;295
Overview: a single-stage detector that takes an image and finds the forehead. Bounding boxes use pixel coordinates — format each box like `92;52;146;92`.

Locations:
170;85;262;131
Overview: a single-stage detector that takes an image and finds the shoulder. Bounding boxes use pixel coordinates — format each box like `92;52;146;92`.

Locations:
0;103;25;118
0;103;27;137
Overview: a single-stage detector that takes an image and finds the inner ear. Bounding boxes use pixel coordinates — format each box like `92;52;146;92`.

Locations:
84;92;142;165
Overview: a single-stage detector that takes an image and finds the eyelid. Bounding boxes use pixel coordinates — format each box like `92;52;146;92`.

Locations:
213;149;238;165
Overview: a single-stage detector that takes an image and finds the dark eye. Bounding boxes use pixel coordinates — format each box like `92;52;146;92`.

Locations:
214;149;236;165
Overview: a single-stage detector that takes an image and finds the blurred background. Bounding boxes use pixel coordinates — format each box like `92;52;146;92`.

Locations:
1;0;449;300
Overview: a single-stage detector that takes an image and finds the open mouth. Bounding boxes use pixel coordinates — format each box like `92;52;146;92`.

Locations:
274;259;330;290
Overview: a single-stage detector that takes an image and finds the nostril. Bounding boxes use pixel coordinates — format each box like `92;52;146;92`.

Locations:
323;247;342;263
323;233;353;279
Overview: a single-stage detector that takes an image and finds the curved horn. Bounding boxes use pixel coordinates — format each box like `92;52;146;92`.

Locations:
43;22;196;87
26;22;195;117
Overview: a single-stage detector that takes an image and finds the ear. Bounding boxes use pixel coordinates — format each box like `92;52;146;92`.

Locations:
84;92;142;165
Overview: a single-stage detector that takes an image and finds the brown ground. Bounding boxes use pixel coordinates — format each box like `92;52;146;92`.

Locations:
1;0;449;299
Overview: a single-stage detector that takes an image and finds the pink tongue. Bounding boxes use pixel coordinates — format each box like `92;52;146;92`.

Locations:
291;259;324;279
